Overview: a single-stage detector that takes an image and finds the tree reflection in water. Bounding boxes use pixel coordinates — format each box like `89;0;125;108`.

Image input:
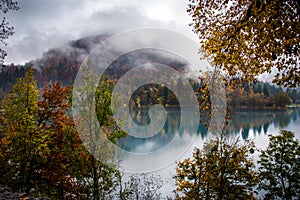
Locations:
117;108;300;152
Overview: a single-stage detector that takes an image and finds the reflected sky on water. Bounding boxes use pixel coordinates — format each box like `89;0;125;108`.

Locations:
118;108;300;198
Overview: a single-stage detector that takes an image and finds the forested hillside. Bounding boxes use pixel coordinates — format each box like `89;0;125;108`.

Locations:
1;33;299;108
0;34;187;101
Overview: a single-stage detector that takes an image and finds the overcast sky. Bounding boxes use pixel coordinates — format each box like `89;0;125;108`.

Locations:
2;0;197;64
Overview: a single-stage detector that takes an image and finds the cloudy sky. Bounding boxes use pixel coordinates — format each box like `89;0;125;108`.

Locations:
3;0;197;64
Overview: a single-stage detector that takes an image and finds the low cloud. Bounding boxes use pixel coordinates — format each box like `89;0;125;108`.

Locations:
3;0;195;64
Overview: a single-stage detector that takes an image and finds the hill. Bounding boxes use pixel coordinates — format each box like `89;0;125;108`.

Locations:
0;34;187;101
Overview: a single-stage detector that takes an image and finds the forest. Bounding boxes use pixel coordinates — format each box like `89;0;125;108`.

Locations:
0;69;299;199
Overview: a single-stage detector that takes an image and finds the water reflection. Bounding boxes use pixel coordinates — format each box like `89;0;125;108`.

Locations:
117;108;300;153
117;107;300;196
228;108;299;140
117;108;207;153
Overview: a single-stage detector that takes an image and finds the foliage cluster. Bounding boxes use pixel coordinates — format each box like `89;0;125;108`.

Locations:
227;82;297;109
187;0;300;87
173;130;300;200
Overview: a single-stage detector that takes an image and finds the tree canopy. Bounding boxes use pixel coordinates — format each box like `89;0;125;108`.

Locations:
258;130;300;200
0;69;87;196
1;68;40;192
187;0;300;87
173;135;258;199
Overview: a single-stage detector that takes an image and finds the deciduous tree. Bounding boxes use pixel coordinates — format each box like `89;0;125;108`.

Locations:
118;173;163;200
72;65;126;200
173;134;258;199
273;91;292;107
0;69;90;198
37;82;87;198
187;0;300;87
0;68;46;192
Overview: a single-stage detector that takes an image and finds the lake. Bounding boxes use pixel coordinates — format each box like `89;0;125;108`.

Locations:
117;107;300;198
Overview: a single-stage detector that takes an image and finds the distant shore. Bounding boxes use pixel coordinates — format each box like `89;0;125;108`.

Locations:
230;104;300;112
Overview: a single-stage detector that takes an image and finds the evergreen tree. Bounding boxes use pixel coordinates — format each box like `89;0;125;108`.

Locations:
263;83;270;97
258;130;300;200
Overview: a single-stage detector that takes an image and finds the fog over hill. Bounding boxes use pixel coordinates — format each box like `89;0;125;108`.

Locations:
0;33;189;100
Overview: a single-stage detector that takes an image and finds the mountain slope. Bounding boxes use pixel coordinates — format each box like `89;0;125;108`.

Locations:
0;34;187;101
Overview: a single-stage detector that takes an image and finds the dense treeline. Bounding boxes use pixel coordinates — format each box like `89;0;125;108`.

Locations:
227;81;300;109
128;79;299;111
0;44;186;101
0;49;82;100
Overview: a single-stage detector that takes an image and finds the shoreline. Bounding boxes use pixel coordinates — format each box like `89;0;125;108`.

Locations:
131;104;299;112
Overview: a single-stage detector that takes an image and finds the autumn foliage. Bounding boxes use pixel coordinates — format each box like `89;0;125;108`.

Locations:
187;0;300;87
0;68;121;199
173;134;258;199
